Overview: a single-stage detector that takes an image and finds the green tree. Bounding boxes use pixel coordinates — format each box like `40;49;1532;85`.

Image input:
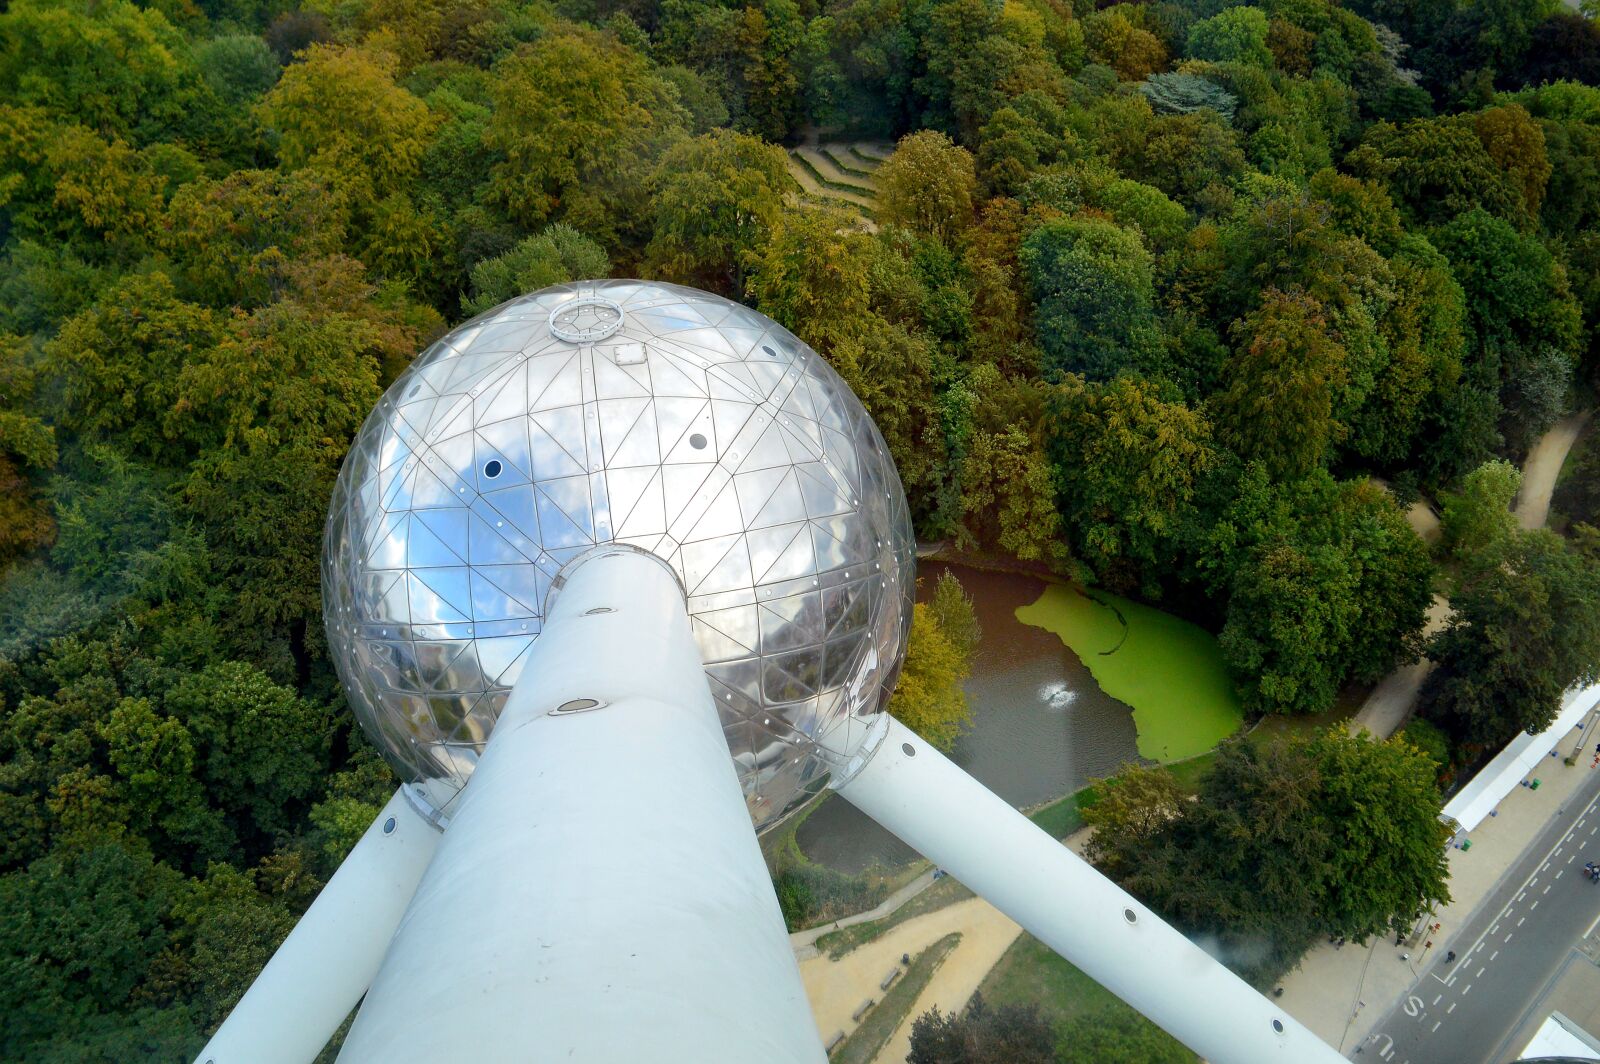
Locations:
1208;471;1433;716
928;568;980;661
163;662;334;842
1212;289;1348;481
161;169;350;310
1423;529;1600;745
1022;218;1162;380
1187;7;1274;67
1049;374;1216;592
1091;731;1451;985
644;129;792;294
1081;761;1186;879
463;226;611;317
909;994;1056;1064
43;274;228;467
0;839;182;1058
1432;209;1582;452
0;334;57;567
0;0;204;144
1139;72;1239;122
99;698;233;867
745;204;875;350
1438;459;1521;561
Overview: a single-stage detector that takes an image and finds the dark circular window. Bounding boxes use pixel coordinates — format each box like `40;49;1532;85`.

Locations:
483;459;503;479
383;816;397;835
689;433;707;450
408;385;420;397
762;345;778;357
1271;1020;1284;1034
901;742;916;757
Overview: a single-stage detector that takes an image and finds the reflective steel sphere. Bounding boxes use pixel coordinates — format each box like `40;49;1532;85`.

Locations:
323;281;916;830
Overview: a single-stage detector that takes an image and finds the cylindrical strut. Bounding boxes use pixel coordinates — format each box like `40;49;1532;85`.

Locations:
338;546;824;1063
835;716;1346;1064
195;786;441;1064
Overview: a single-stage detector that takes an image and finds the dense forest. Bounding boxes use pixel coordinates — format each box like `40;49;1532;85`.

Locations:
1;0;1600;1054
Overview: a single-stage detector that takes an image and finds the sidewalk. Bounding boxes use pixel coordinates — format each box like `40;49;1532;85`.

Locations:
1277;737;1600;1054
794;831;1089;1060
789;869;937;961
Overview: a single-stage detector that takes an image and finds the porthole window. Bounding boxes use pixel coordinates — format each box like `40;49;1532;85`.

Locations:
689;433;707;450
483;459;503;479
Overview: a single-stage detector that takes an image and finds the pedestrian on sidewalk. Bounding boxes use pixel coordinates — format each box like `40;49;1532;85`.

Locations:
1445;950;1456;962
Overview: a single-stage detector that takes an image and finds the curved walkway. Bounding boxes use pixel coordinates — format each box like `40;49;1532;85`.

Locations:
790;869;936;961
1516;411;1591;530
1350;413;1590;740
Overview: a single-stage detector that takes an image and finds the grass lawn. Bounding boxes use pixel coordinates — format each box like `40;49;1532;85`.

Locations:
1016;584;1244;762
977;933;1196;1061
832;932;961;1064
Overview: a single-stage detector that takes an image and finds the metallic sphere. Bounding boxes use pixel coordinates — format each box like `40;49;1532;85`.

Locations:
323;281;916;831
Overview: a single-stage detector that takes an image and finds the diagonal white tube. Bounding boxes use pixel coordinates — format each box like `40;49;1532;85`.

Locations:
337;546;823;1064
835;715;1346;1064
195;786;440;1064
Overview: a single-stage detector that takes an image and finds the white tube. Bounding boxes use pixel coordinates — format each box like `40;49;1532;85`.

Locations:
195;786;440;1064
835;716;1345;1064
338;546;823;1064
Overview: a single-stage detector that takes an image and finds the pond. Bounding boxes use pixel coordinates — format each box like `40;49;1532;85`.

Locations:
795;562;1143;873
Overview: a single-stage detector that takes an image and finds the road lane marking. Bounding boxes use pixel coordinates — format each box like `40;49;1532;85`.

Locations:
1448;784;1600;980
1477;966;1485;978
1507;932;1515;942
1433;994;1441;1005
1433;1021;1441;1032
1491;950;1498;960
1463;984;1472;996
1492;923;1500;933
1532;900;1539;911
1546;883;1553;893
1519;916;1527;926
1448;1002;1457;1014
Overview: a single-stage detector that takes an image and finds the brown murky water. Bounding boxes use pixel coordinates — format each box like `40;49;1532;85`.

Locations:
793;562;1140;873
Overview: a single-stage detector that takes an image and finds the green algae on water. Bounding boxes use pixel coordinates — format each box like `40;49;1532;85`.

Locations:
1015;584;1243;762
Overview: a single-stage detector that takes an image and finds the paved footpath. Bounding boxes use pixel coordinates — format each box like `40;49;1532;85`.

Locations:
1277;721;1600;1056
1357;767;1600;1063
1515;411;1591;530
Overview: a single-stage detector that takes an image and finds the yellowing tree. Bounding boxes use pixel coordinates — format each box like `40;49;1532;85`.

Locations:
877;130;978;244
645;129;793;295
889;602;973;751
256;44;436;201
487;30;684;237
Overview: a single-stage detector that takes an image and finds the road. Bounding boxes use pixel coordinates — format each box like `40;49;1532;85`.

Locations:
1358;768;1600;1064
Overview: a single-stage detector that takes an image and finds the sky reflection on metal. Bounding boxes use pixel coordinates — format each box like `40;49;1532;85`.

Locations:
323;280;916;830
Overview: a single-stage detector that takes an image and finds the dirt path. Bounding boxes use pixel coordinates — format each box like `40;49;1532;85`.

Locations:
871;901;1022;1064
1348;595;1452;739
1516;411;1592;529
